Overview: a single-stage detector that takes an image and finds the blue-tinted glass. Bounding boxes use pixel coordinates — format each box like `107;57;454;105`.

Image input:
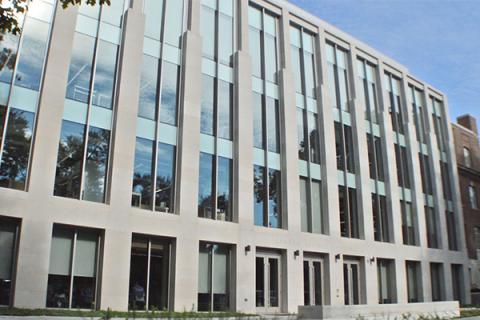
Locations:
132;137;154;209
92;40;118;109
254;165;265;226
252;93;264;149
155;142;175;212
14;18;49;91
217;156;232;221
218;80;232;140
144;0;163;40
198;152;214;218
218;13;233;66
138;54;159;120
0;32;19;85
249;27;262;78
163;0;183;48
83;126;110;203
159;62;179;126
66;33;95;104
268;168;281;228
200;74;214;135
266;97;279;153
200;5;215;59
54;120;86;198
0;108;34;190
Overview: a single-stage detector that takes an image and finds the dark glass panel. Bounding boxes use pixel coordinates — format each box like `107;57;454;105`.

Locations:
46;275;70;308
339;186;347;237
198;152;214;219
128;238;148;310
348;188;358;238
269;258;279;307
66;33;95;104
159;62;179;126
0;108;34;190
253;165;265;226
308;112;320;164
313;261;322;305
334;122;343;171
0;106;6;143
374;136;384;181
344;125;355;174
14;18;49;91
138;54;159;120
296;108;307;161
255;257;264;307
268;168;281;228
132;138;154;209
217;157;232;221
148;241;170;310
303;261;310;305
0;220;17;306
200;75;215;135
83;126;110;203
155;143;176;213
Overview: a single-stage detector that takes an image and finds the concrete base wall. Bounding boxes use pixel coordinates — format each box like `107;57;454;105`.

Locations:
298;301;460;319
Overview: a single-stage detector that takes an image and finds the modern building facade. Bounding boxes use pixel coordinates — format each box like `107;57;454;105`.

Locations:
0;0;470;316
452;115;480;300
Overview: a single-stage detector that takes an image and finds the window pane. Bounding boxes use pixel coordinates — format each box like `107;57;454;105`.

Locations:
218;80;232;140
335;122;344;171
374;136;384;181
217;157;232;221
14;18;50;91
264;34;278;84
304;52;316;99
0;32;20;85
148;239;170;310
200;6;215;59
213;245;229;311
200;74;215;135
268;168;281;228
303;261;310;305
66;33;95;104
155;143;176;212
308;112;320;164
198;152;214;219
54;121;85;199
297;108;307;161
92;41;117;109
249;27;262;78
253;93;264;149
291;45;303;94
198;243;212;311
348;188;358;238
344;125;355;174
101;0;125;26
138;55;159;120
311;180;322;233
218;13;233;66
83;126;110;203
159;62;179;125
144;0;163;40
129;237;148;310
132;137;154;209
0;109;34;190
163;0;183;47
254;165;265;226
72;231;98;308
267;97;280;153
0;221;16;306
0;106;6;143
299;177;308;232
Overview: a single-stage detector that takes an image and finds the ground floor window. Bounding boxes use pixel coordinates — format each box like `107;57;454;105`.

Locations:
0;217;19;306
256;251;282;312
343;258;362;305
406;261;422;302
129;235;172;311
46;225;101;309
198;242;232;311
377;258;396;304
303;255;325;306
430;263;445;301
451;264;464;303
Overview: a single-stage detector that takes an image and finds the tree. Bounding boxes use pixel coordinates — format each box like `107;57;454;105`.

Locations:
0;0;110;39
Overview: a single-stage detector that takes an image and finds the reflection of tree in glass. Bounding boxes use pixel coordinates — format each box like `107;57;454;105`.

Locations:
83;127;109;202
253;167;265;206
156;175;172;211
55;132;84;198
0;109;32;189
268;170;279;217
132;172;152;206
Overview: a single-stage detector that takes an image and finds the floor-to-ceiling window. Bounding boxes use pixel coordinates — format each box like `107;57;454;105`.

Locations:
377;258;396;304
303;255;325;306
256;251;282;312
406;261;422;303
0;217;20;306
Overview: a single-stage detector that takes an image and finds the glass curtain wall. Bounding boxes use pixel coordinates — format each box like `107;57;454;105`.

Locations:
0;0;55;190
46;225;101;309
198;242;231;312
198;0;235;222
249;5;282;229
0;218;19;306
291;24;324;234
131;0;184;213
54;1;126;203
128;235;171;311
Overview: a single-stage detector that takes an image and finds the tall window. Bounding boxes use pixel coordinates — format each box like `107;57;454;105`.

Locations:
335;123;355;174
394;144;411;189
451;264;464;303
431;97;447;152
198;153;233;221
339;186;359;238
46;225;101;309
198;242;232;312
440;161;452;201
425;206;440;249
366;133;384;181
401;200;417;246
372;194;390;242
128;235;172;311
303;256;325;306
406;261;422;303
0;0;55;191
299;177;324;234
418;154;433;195
254;165;282;228
326;43;349;111
410;86;427;143
131;0;184;212
430;263;445;301
446;211;458;251
0;217;19;307
54;2;126;202
385;73;404;135
464;147;472;168
377;259;396;304
357;58;379;123
469;184;478;209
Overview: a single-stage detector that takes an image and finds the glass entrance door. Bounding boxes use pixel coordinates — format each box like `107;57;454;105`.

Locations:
343;260;361;305
256;254;281;313
303;258;323;305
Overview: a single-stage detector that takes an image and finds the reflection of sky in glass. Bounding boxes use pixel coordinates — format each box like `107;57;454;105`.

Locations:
253;165;264;226
198;152;213;204
156;142;175;188
92;40;118;109
268;168;280;228
159;62;178;125
138;55;158;120
217;156;231;205
66;33;95;104
200;75;214;135
133;137;153;194
217;80;231;140
0;33;19;84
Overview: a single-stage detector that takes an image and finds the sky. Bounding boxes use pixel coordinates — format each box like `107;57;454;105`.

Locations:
289;0;480;123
